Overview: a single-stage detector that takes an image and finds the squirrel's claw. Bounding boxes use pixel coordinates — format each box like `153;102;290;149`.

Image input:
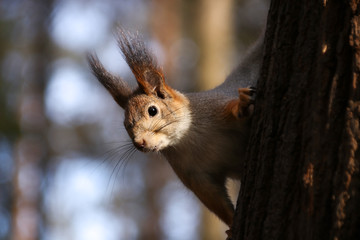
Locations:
249;86;257;100
225;229;233;240
236;87;255;118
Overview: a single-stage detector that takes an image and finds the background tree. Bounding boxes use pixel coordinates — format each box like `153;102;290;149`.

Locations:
0;1;267;239
233;0;360;239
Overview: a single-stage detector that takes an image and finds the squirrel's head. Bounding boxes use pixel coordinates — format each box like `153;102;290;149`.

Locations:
88;30;191;152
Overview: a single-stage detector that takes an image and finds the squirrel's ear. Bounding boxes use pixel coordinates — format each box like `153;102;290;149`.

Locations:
116;29;175;99
141;69;174;99
87;54;132;108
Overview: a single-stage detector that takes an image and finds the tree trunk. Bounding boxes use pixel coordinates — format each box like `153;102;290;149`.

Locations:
194;0;236;238
11;1;53;239
233;1;360;240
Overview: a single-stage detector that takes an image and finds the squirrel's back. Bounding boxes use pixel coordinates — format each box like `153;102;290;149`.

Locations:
211;36;263;98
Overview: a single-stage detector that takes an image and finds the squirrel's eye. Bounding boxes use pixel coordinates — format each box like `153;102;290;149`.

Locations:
148;106;158;117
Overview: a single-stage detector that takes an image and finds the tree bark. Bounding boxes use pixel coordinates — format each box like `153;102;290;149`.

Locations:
233;1;360;240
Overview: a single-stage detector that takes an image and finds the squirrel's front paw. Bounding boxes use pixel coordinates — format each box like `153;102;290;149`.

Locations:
224;87;256;119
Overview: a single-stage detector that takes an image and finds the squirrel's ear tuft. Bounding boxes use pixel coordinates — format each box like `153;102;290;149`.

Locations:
116;28;174;99
87;54;132;108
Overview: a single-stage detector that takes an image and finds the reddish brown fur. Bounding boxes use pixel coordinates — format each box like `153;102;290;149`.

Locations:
223;87;254;120
88;30;262;236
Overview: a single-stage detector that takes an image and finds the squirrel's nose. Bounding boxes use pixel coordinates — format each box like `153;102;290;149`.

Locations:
134;139;146;150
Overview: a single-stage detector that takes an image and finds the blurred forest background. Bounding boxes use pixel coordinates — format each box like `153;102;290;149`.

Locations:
0;0;268;239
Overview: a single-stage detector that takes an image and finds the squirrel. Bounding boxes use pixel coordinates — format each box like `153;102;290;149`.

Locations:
88;29;263;236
